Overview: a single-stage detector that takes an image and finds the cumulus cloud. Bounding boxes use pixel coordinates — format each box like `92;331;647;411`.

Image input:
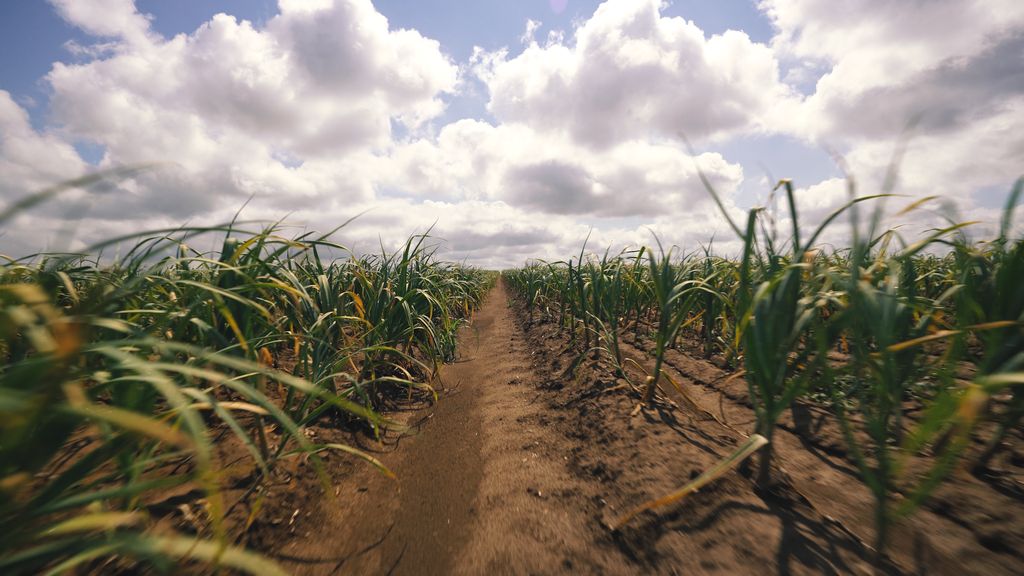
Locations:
49;0;154;46
475;0;798;148
382;120;742;218
48;1;457;157
269;0;457;130
763;0;1024;138
757;0;1024;229
329;199;582;269
298;194;744;270
843;102;1024;204
28;0;462;232
764;0;1024;91
0;91;86;194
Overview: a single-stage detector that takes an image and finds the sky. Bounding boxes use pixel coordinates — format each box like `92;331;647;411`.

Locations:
0;0;1021;267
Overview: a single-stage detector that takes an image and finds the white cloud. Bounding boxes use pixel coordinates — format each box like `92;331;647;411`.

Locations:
475;0;798;148
764;0;1024;91
48;1;458;160
382;120;743;219
520;19;543;46
49;0;154;47
841;102;1024;208
35;0;459;224
763;0;1024;141
758;0;1024;234
0;91;86;192
0;91;93;256
269;0;457;131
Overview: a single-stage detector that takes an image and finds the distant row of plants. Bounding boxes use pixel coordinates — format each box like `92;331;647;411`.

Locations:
506;178;1023;559
0;179;496;574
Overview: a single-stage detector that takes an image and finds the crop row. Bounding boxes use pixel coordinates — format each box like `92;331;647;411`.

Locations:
505;179;1023;559
0;190;496;575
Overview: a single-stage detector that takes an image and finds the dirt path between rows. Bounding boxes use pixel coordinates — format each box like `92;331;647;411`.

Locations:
271;279;627;575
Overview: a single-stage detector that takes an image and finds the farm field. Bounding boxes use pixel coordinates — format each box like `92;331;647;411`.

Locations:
2;181;1022;575
254;278;1024;576
2;2;1023;573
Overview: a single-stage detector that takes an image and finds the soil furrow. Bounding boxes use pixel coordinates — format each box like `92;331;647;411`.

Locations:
270;279;620;574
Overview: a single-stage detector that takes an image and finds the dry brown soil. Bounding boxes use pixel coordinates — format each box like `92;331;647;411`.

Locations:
248;279;1023;575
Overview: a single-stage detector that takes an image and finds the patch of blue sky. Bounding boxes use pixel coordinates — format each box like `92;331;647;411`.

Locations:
73;141;106;166
662;0;774;42
974;183;1020;209
375;0;775;61
780;60;831;97
709;134;842;208
135;0;278;36
0;1;92;129
270;147;303;169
